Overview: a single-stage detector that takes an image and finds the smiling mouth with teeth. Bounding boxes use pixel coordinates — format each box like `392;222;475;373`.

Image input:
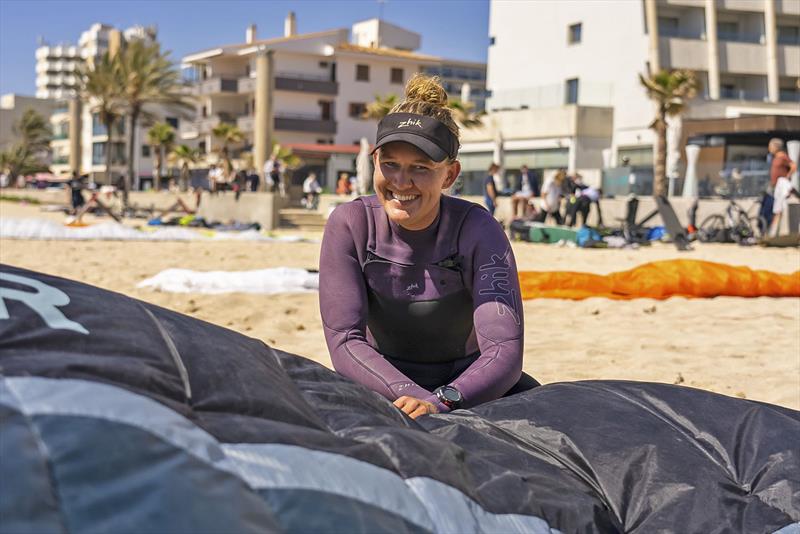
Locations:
390;192;419;202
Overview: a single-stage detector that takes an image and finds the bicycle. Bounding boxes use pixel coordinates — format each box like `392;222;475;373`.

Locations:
696;194;767;245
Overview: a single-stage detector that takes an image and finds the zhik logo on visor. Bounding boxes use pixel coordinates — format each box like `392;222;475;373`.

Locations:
396;118;423;128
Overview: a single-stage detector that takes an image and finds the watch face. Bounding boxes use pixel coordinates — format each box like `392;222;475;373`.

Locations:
442;387;461;402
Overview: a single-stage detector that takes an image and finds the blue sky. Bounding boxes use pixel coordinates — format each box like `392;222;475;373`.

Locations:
0;0;491;96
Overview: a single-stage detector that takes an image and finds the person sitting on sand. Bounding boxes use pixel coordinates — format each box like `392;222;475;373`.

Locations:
319;74;539;420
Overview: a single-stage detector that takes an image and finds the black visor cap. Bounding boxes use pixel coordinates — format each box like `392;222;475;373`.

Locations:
372;113;458;163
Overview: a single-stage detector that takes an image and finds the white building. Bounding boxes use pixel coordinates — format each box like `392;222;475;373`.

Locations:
35;44;82;100
459;0;799;195
180;14;486;190
42;23;179;185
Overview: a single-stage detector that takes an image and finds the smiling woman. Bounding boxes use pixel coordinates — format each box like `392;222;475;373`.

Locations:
318;74;539;420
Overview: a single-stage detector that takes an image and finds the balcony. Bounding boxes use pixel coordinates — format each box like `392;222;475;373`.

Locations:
778;45;800;77
192;77;238;95
719;87;768;102
779;90;800;102
275;71;338;95
181;113;244;137
238;76;256;94
719;41;767;75
236;72;339;95
236;115;254;132
274;112;337;134
717;30;764;44
660;37;708;70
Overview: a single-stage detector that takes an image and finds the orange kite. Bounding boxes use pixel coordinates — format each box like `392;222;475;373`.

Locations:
519;259;800;300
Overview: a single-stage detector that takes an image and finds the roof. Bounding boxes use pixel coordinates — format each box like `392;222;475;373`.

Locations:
182;29;347;63
335;43;440;62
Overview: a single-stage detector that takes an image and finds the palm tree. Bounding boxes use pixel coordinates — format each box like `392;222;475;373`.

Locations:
362;93;399;121
117;39;192;206
639;69;700;197
147;122;175;190
13;109;52;152
0;109;52;183
362;93;485;129
447;98;485;129
168;144;200;192
211;122;244;174
0;145;50;182
80;52;124;184
271;142;302;171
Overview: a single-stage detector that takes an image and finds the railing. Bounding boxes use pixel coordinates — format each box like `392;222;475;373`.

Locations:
237;76;256;93
777;34;800;45
717;31;764;44
274;113;336;134
659;28;705;40
274;74;338;95
193;77;238;95
719;88;769;101
275;111;325;121
275;71;332;82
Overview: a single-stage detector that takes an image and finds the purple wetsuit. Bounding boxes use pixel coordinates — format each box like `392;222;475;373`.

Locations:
319;194;526;412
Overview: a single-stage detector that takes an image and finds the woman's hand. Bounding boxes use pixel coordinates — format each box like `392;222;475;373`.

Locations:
394;396;439;419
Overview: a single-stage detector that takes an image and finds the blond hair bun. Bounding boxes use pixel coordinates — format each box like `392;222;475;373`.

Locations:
388;73;461;155
404;73;448;107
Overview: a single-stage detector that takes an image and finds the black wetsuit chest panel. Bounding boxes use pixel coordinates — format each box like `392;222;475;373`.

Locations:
364;261;473;363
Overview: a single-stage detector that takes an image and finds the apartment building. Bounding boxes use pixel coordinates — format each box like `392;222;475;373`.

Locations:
42;23;178;185
180;15;486;189
459;0;799;194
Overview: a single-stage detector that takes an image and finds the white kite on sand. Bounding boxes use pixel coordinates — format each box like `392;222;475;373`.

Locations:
0;218;314;243
137;267;319;295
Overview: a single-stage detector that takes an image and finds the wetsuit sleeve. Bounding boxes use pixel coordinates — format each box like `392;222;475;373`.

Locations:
425;209;524;410
319;203;433;402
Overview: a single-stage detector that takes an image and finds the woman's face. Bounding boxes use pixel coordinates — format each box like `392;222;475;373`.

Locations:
373;142;460;231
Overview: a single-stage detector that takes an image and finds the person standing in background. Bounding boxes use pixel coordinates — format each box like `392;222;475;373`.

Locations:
484;163;500;216
768;138;799;237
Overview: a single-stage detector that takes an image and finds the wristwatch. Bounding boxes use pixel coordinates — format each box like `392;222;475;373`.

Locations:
434;386;463;410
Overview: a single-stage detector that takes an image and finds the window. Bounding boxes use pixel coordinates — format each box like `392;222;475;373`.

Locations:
356;64;369;81
568;23;582;44
658;17;679;37
717;21;739;41
777;25;800;45
141;145;151;157
319;100;333;121
349;102;366;119
391;67;404;84
565;78;579;104
489;36;496;45
166;117;179;129
198;141;206;154
92;113;106;136
319;61;329;68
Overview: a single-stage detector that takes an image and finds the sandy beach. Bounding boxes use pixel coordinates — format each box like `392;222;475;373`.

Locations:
2;199;799;410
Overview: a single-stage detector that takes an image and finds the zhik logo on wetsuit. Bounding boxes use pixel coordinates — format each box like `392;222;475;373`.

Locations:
477;249;521;326
0;273;89;335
